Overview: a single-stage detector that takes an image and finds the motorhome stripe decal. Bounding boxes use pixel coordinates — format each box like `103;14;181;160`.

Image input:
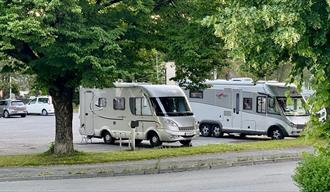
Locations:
96;115;123;121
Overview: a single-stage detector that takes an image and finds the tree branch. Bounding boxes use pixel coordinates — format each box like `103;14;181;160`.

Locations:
5;40;39;63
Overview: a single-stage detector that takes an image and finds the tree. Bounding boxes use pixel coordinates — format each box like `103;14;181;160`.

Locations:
1;0;229;154
0;0;152;154
155;0;228;89
204;0;330;190
204;0;330;131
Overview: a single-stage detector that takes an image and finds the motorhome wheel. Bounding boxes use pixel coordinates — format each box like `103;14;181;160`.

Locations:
3;111;9;118
212;125;224;138
103;131;115;144
135;139;143;145
270;128;284;140
149;133;162;147
239;134;246;138
200;124;211;137
179;140;192;146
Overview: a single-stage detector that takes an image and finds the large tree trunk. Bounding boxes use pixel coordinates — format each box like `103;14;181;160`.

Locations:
49;85;74;155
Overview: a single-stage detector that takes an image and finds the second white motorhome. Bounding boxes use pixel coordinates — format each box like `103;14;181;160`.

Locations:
79;83;198;147
185;78;310;139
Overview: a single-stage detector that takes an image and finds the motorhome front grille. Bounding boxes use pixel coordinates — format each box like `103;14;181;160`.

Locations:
179;126;195;131
297;124;305;129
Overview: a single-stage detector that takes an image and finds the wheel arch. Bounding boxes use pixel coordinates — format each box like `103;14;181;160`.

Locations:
146;130;160;140
100;128;111;138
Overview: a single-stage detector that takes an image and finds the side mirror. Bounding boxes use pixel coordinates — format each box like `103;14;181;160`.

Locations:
130;120;139;129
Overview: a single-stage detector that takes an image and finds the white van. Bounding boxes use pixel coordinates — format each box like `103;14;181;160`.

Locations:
185;78;310;139
79;83;198;147
26;96;54;116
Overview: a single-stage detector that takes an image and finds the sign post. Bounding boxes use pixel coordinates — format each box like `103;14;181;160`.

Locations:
130;121;139;151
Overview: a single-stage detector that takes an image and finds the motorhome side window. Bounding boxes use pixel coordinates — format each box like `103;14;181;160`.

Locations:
267;97;280;114
243;98;253;110
129;97;152;116
97;98;107;108
257;96;266;113
189;91;203;99
113;97;125;110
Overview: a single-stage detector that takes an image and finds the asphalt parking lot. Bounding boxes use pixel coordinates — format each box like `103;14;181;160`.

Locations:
0;113;275;155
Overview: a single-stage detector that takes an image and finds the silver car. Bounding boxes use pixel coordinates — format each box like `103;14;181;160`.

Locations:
0;100;27;118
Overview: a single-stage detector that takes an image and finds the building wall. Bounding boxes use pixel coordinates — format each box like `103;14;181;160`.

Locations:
165;62;176;85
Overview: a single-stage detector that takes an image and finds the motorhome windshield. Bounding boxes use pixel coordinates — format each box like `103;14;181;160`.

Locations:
157;97;193;116
276;97;309;116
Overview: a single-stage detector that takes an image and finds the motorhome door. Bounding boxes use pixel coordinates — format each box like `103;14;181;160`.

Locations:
82;91;95;135
232;89;242;129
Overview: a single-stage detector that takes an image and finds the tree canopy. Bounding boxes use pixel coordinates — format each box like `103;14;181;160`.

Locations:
204;0;330;140
0;0;227;154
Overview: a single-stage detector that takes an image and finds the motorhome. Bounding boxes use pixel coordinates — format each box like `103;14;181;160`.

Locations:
184;78;310;139
79;83;198;147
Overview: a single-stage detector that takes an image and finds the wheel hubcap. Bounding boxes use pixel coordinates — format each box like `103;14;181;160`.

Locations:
214;126;220;135
273;130;280;139
152;136;158;143
202;126;209;135
105;134;111;141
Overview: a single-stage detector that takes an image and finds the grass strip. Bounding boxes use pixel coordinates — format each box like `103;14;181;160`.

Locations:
0;138;312;167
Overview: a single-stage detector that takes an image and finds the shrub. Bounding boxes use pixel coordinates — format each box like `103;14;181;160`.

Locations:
293;151;330;192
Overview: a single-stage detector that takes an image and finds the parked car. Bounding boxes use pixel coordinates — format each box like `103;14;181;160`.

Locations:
26;96;54;116
0;99;27;118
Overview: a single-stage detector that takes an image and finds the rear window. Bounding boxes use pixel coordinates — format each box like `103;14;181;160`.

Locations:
11;101;25;106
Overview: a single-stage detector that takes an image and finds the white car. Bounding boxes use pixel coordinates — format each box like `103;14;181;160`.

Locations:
26;96;54;116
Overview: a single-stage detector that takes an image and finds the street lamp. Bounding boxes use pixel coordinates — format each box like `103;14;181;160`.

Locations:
9;74;12;99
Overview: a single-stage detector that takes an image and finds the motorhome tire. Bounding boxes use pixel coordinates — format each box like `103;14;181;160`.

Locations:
200;124;212;137
103;131;115;144
270;127;284;140
179;140;192;146
212;125;224;138
135;139;143;145
3;111;9;118
41;109;48;116
149;133;162;147
239;133;246;138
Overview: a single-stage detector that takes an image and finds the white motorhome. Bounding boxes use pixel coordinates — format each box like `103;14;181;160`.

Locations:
185;78;310;139
79;83;198;147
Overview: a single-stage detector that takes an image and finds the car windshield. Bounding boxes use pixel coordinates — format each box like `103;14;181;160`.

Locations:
276;97;309;116
158;97;193;116
11;101;24;106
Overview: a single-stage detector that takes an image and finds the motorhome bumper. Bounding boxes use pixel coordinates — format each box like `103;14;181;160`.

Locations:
161;129;198;141
290;129;303;136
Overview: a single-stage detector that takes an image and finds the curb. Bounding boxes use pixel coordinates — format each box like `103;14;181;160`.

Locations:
0;147;312;182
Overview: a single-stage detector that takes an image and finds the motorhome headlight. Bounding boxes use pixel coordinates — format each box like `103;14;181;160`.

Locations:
164;119;179;131
289;122;297;128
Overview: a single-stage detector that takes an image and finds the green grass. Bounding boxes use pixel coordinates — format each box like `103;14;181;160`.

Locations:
0;138;313;167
